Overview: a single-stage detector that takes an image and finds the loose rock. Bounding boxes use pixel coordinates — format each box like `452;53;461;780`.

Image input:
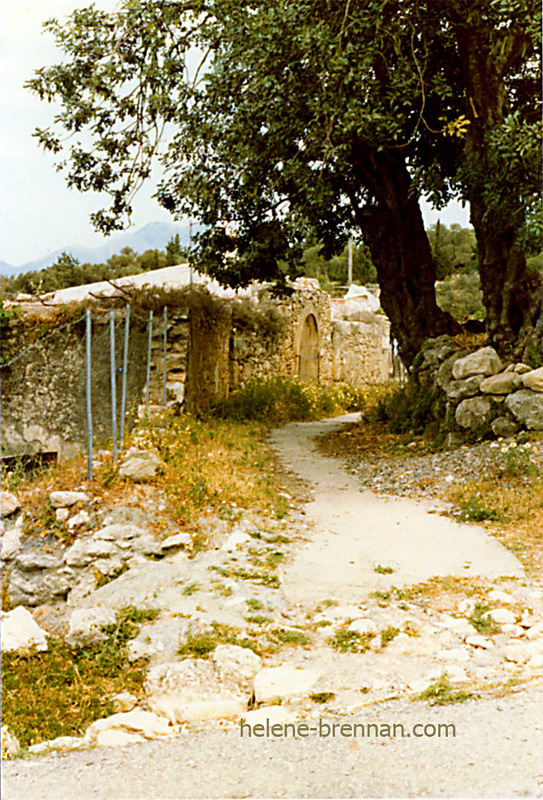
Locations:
1;606;48;652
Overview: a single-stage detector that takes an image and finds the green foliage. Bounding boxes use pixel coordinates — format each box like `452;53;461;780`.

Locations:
427;222;478;280
415;676;474;706
177;621;260;658
271;628;311;647
450;494;500;523
366;381;446;438
2;245;175;298
436;270;485;323
1;605;157;747
489;440;540;478
329;629;374;654
468;603;501;635
301;239;377;287
215;377;365;425
310;692;335;704
380;626;400;648
25;0;542;352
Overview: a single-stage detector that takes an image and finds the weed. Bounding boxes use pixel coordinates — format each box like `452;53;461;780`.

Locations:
330;628;374;653
489;440;540;479
310;692;335;704
374;565;394;574
414;675;474;705
177;621;260;658
246;598;264;611
468;602;501;635
215;377;365;425
181;582;200;596
245;615;272;625
369;590;391;602
451;493;500;523
94;564;129;589
1;605;157;747
380;626;400;647
271;628;311;647
266;551;284;569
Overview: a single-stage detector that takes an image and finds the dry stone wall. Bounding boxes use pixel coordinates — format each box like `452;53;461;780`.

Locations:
416;336;543;441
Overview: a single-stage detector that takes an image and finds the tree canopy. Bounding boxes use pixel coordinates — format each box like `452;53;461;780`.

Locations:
28;0;542;364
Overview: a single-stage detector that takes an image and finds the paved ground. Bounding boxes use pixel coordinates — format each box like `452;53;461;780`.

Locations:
3;683;543;798
272;415;523;604
3;413;540;799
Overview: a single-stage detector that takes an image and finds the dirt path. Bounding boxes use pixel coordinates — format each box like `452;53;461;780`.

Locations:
271;414;523;604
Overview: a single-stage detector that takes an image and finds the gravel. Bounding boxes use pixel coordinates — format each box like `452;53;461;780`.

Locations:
321;434;543;500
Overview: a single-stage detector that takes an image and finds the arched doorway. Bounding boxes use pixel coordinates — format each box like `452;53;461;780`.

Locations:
298;313;319;382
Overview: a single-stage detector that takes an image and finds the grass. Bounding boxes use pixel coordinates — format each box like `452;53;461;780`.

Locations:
214;377;365;425
374;564;394;574
310;692;335;704
414;675;475;706
329;628;374;653
380;626;400;648
177;621;261;658
271;628;311;647
1;606;158;748
468;602;501;635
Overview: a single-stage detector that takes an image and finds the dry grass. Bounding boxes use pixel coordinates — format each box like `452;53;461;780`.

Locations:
445;477;543;575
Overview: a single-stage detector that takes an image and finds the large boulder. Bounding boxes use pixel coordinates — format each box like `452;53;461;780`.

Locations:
455;397;493;430
85;710;174;747
446;376;484;403
210;644;262;693
521;367;543;393
64;537;118;567
253;666;321;703
49;491;89;509
145;660;248;723
479;372;521;395
505;390;543;431
119;450;163;481
0;492;20;518
1;606;48;652
452;347;502;380
65;606;117;647
491;416;520;438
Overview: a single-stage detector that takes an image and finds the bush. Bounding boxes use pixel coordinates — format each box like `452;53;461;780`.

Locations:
214;377;365;425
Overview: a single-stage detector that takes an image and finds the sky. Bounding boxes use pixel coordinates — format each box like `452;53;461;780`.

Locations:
0;0;471;269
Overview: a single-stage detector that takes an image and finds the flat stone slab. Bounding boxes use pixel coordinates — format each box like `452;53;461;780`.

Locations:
270;415;523;604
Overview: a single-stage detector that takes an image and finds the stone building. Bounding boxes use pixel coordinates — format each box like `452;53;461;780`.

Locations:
1;265;391;457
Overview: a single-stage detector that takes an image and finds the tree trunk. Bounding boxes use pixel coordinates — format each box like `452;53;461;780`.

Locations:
349;151;461;366
453;17;542;358
184;298;232;414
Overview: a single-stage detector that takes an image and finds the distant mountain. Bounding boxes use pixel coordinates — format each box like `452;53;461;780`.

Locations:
1;222;196;277
1;261;15;276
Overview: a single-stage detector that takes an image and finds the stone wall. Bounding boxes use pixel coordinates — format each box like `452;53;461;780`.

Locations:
416;337;543;441
1;280;392;457
1;314;148;458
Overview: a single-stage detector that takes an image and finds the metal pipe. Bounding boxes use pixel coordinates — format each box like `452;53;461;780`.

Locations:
145;310;153;415
85;308;93;481
120;303;130;450
162;306;168;406
109;311;117;462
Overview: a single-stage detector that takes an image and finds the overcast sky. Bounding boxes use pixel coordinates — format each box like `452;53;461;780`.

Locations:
0;0;470;268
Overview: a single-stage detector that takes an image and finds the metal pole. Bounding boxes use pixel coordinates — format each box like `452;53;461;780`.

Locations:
145;310;153;415
162;306;168;407
120;303;130;450
109;311;118;462
86;308;93;481
347;237;353;287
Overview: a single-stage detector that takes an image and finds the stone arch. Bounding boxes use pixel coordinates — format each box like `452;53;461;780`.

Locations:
296;310;320;382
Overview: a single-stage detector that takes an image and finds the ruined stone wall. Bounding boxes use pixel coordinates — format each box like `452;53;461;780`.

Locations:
331;315;391;384
1;313;148;458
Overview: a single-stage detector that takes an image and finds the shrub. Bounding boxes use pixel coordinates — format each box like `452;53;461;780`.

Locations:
215;377;365;425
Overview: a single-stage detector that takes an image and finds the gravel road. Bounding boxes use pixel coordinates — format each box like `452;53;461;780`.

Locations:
3;683;543;798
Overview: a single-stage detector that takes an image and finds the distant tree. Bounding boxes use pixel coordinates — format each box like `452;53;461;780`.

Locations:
165;235;183;266
427;223;477;279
